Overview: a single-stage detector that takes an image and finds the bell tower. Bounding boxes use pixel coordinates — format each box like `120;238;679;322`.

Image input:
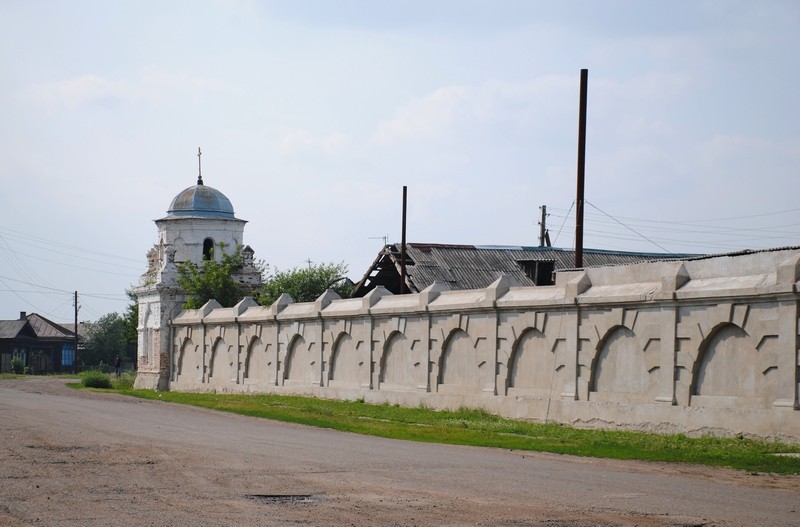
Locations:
133;155;260;389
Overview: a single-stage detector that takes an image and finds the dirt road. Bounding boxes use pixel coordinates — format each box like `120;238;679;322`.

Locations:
0;378;798;526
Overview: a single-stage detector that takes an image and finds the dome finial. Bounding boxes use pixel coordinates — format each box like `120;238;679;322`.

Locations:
197;147;203;185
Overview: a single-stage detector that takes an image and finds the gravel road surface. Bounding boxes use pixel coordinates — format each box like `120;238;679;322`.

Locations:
1;377;798;527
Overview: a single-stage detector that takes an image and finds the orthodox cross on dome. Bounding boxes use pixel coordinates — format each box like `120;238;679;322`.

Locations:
197;147;204;185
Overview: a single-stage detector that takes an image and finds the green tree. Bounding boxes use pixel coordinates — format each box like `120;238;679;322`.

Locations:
122;289;138;357
177;244;247;309
257;261;352;306
83;313;127;367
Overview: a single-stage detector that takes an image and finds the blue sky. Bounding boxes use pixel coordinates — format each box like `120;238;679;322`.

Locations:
1;0;798;321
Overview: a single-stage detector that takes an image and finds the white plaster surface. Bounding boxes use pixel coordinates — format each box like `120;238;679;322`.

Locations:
148;248;800;440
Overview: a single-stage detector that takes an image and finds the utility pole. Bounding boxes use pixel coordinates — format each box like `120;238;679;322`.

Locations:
538;205;551;247
400;186;407;294
575;69;588;268
73;291;79;373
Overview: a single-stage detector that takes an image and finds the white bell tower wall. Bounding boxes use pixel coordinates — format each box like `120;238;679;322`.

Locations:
156;216;247;266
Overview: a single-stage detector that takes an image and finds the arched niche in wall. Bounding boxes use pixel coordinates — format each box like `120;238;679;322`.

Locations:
691;323;778;407
437;329;480;393
590;326;659;402
244;337;267;382
209;336;230;384
507;328;551;396
284;335;315;385
139;305;152;364
176;337;199;382
379;331;416;389
329;333;360;387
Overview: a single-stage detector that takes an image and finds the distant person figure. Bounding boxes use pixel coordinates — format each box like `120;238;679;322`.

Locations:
114;355;122;379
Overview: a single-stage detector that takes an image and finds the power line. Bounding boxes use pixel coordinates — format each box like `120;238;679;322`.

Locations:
0;275;130;297
0;234;56;291
544;205;800;224
0;245;142;277
551;200;575;248
0;228;142;321
0;277;66;319
546;207;800;234
544;203;800;252
631;207;800;224
0;275;73;294
585;201;674;254
0;235;142;271
0;226;142;264
572;213;800;237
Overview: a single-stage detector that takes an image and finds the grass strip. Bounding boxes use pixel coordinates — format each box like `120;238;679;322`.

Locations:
110;388;800;475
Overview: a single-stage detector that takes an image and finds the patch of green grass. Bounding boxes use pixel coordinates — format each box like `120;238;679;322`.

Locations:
1;373;79;380
112;372;136;390
113;389;800;475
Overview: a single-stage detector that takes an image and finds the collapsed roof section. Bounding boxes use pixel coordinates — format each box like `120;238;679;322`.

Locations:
351;243;697;297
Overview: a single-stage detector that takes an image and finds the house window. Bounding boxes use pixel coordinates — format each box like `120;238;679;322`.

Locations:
203;238;214;260
62;343;75;367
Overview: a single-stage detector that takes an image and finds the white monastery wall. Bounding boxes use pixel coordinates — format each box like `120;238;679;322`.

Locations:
165;248;800;441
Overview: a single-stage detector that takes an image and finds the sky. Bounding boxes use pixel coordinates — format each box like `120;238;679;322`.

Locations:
1;0;798;322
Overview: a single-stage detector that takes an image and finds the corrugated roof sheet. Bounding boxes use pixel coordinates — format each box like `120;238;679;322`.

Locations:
405;244;692;290
353;243;699;296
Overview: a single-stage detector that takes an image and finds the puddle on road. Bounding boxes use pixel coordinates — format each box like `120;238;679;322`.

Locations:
246;494;319;504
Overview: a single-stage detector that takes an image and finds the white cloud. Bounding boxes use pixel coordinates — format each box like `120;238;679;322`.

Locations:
279;130;316;156
694;135;800;201
321;133;351;154
279;130;352;157
138;69;228;103
26;70;226;113
212;0;261;19
373;85;472;144
28;74;129;111
372;75;634;148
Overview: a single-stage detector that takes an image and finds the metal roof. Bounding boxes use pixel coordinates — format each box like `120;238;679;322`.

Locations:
167;181;236;218
0;320;37;340
26;313;75;339
352;243;699;296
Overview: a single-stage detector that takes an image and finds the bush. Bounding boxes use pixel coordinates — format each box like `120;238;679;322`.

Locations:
81;370;112;389
10;356;24;374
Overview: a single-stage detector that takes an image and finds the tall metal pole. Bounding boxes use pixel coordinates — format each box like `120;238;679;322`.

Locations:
575;69;588;268
400;186;407;294
73;291;79;373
